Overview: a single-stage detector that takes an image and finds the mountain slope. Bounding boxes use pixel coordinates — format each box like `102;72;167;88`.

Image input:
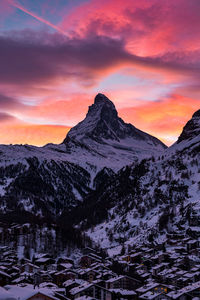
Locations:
0;93;166;218
65;109;200;254
168;109;200;154
62;93;166;171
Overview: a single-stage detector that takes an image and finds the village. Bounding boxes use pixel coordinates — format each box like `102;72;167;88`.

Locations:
1;223;200;300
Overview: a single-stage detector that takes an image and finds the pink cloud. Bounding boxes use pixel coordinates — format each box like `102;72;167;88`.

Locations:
60;0;200;57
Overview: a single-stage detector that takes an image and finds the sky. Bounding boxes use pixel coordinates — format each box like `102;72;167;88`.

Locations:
0;0;200;146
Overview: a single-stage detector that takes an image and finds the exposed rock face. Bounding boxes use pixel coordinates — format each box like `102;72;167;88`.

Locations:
64;93;167;147
177;109;200;143
0;93;167;220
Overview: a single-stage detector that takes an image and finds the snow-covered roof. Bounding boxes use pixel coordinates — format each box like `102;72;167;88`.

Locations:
70;283;94;295
63;279;86;287
0;270;11;278
36;257;52;263
109;288;136;295
106;275;124;283
4;284;60;300
140;291;162;299
167;280;200;299
136;283;160;293
0;287;16;300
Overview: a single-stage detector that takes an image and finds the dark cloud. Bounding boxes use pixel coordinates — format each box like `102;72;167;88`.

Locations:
0;33;130;85
0;31;199;88
0;93;23;109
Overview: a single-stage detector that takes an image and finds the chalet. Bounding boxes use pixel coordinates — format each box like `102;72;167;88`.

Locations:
7;266;20;276
189;227;200;238
99;271;116;281
57;257;74;265
12;273;33;285
137;283;173;298
187;240;198;252
106;275;141;290
79;254;102;268
64;279;87;297
183;271;200;284
35;257;55;270
69;283;112;300
40;271;53;283
139;290;171;300
26;291;60;300
189;212;200;226
130;252;142;264
152;263;169;277
53;269;78;286
82;247;98;256
78;269;100;282
167;280;200;299
57;263;73;272
5;284;60;300
110;288;137;300
0;270;11;286
21;263;40;274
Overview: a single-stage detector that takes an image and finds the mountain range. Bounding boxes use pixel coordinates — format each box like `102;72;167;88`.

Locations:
0;93;199;253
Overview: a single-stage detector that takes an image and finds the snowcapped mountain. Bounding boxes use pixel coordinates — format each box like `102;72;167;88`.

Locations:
0;93;166;219
168;109;200;154
62;93;166;171
0;94;199;256
177;109;200;144
63;109;200;255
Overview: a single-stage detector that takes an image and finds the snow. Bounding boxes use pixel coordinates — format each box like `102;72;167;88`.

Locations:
140;290;161;299
70;283;93;295
4;284;60;300
0;286;16;300
136;283;160;293
167;280;200;299
109;288;136;295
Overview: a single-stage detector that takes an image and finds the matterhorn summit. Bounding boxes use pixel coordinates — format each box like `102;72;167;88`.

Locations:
63;93;166;171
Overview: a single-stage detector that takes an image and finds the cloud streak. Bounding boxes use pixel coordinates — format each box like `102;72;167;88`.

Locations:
6;0;68;36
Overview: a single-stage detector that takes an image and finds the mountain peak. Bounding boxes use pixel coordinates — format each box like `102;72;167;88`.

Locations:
177;108;200;144
64;93;119;143
87;93;117;119
94;93;113;106
63;94;166;154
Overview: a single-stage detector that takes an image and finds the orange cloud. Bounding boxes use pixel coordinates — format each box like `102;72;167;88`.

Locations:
0;123;70;146
24;93;93;125
118;94;200;145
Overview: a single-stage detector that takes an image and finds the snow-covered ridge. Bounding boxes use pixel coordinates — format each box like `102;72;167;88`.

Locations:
0;93;167;218
167;109;200;154
0;94;166;173
62;93;166;171
67;107;200;254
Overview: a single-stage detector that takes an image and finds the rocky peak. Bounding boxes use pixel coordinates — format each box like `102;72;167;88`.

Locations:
85;93;118;125
177;109;200;143
94;93;114;106
63;93;166;151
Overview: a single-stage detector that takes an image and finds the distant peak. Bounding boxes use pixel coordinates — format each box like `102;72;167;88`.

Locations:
177;108;200;144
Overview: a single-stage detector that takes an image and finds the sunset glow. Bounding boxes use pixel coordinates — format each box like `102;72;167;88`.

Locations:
1;0;200;146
